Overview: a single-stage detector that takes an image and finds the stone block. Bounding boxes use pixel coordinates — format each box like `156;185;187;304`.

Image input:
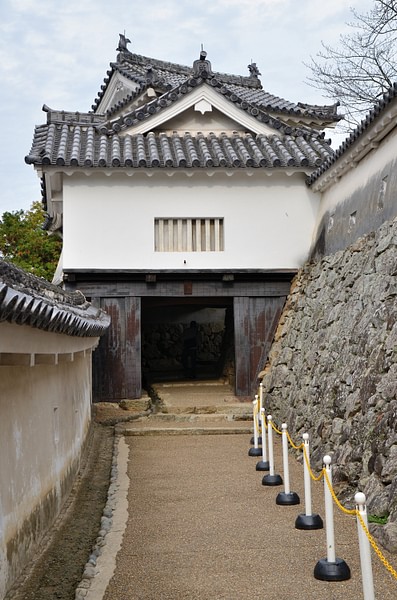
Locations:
119;398;151;412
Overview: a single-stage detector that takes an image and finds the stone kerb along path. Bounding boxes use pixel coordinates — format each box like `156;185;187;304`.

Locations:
261;216;397;553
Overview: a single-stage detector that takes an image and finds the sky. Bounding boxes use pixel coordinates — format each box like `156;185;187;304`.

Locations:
0;0;374;214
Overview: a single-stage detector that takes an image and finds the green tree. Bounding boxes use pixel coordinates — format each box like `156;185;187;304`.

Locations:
0;201;62;281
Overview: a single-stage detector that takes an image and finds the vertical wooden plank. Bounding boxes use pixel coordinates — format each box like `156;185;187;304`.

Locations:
233;297;251;397
214;218;220;251
158;220;164;252
92;298;123;400
196;219;201;252
177;219;183;252
249;296;286;395
205;218;211;251
125;296;142;399
166;219;172;251
92;296;142;400
187;219;192;251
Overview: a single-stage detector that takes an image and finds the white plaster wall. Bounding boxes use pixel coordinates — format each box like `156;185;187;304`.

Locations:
314;128;397;229
62;171;318;271
0;334;95;598
0;322;99;355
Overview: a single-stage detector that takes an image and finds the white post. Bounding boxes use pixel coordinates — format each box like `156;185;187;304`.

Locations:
281;424;291;495
355;492;375;600
260;408;268;463
255;393;260;428
259;383;264;421
323;455;336;563
303;433;312;517
252;400;259;449
268;415;275;476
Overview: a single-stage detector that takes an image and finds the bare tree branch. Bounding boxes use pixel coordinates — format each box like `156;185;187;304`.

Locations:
305;0;397;132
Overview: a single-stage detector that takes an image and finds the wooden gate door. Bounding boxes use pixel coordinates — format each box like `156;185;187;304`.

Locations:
234;296;286;397
93;297;141;401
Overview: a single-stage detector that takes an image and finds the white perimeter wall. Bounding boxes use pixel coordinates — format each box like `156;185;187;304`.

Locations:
62;170;319;271
313;127;397;230
0;324;97;598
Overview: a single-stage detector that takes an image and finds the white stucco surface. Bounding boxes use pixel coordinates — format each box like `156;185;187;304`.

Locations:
0;327;97;598
313;123;397;228
62;170;318;271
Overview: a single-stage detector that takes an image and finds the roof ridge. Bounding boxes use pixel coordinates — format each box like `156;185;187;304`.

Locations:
92;50;263;112
118;51;262;87
99;76;310;137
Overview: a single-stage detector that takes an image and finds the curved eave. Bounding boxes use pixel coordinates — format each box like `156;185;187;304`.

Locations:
26;125;333;172
0;262;110;338
33;167;321;182
308;83;397;192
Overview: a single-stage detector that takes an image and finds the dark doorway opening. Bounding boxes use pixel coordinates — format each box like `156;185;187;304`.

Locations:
141;297;234;385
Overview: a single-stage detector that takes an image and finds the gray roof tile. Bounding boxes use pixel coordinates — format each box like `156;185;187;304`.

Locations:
92;74;326;139
308;82;397;186
26;124;333;170
92;49;341;126
0;261;110;337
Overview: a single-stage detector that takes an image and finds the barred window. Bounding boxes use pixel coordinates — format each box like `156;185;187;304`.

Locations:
154;218;224;252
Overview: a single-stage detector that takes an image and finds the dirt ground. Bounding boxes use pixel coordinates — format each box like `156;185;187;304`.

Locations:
5;405;123;600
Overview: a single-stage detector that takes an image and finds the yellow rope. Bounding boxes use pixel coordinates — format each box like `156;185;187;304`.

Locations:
265;419;397;583
323;469;356;516
286;430;304;451
268;419;304;450
323;469;397;578
302;446;324;482
356;513;397;581
270;420;283;436
262;415;397;584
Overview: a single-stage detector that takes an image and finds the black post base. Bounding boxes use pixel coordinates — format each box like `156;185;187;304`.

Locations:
262;473;283;486
248;447;262;457
295;513;323;530
314;558;351;581
250;436;262;445
256;460;270;471
276;491;300;505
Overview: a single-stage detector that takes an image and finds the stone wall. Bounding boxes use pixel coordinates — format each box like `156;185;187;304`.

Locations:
142;322;226;373
262;217;397;551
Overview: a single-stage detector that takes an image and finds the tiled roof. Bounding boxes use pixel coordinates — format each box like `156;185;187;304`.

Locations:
92;48;341;126
96;75;313;137
0;261;110;337
308;83;397;186
26;124;333;170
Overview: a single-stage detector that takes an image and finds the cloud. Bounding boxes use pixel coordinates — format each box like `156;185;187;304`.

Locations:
0;0;376;213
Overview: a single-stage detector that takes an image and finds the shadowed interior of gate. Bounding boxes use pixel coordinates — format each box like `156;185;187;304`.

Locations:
141;297;234;385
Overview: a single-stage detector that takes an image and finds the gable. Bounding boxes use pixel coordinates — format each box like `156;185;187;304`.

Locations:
92;43;341;132
117;83;278;137
98;72;143;114
154;105;251;135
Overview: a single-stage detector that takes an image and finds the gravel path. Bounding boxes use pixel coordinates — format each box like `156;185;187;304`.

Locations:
101;433;397;600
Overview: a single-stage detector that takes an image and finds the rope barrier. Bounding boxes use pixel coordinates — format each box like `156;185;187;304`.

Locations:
270;420;283;436
357;512;397;581
258;412;397;582
302;446;324;482
323;469;356;516
286;429;304;451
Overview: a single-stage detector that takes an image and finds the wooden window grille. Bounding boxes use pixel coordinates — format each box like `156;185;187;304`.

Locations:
154;218;224;252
